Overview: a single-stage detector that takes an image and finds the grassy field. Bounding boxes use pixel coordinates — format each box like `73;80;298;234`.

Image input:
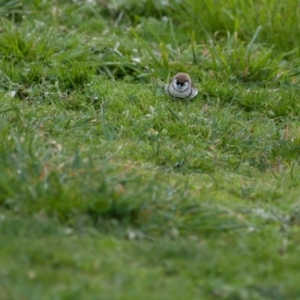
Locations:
1;0;300;299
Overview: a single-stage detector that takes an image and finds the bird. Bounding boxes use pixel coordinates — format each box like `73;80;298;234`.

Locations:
165;72;198;100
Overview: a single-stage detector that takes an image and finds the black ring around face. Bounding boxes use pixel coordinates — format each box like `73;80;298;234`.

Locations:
168;84;193;99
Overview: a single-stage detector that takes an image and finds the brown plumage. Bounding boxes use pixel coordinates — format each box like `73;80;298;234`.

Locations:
165;72;198;100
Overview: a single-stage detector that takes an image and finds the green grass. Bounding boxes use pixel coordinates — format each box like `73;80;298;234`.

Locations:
1;0;300;299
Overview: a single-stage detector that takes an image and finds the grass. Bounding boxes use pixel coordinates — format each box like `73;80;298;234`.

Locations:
1;0;300;299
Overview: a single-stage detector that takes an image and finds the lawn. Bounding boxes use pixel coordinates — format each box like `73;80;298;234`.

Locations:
1;0;300;299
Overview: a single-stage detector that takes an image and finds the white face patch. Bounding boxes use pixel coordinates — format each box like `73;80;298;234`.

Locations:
173;79;189;92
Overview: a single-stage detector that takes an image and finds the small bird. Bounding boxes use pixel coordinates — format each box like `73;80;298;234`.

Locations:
165;72;198;100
